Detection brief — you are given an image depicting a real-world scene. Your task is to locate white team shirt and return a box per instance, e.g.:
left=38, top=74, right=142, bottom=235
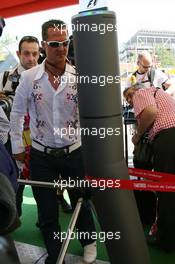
left=10, top=61, right=80, bottom=154
left=134, top=69, right=168, bottom=88
left=126, top=68, right=168, bottom=89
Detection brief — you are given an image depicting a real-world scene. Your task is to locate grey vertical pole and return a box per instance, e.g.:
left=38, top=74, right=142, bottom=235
left=72, top=10, right=150, bottom=264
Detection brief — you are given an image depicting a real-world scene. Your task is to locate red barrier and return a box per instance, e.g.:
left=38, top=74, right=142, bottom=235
left=86, top=168, right=175, bottom=192
left=128, top=167, right=175, bottom=182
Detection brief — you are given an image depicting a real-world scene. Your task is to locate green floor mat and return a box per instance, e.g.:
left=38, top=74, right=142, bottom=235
left=12, top=186, right=175, bottom=263
left=12, top=186, right=108, bottom=261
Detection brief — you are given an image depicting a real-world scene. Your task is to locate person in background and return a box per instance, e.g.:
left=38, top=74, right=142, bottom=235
left=67, top=35, right=75, bottom=66
left=125, top=50, right=174, bottom=225
left=0, top=35, right=40, bottom=94
left=0, top=105, right=16, bottom=187
left=0, top=16, right=20, bottom=264
left=0, top=35, right=40, bottom=218
left=123, top=84, right=175, bottom=252
left=127, top=51, right=173, bottom=90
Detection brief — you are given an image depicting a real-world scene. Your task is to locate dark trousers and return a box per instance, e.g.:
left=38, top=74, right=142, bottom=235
left=30, top=146, right=96, bottom=263
left=16, top=184, right=25, bottom=217
left=152, top=127, right=175, bottom=251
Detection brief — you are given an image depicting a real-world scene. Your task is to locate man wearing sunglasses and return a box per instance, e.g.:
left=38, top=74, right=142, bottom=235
left=126, top=51, right=172, bottom=90
left=10, top=19, right=96, bottom=264
left=124, top=51, right=174, bottom=226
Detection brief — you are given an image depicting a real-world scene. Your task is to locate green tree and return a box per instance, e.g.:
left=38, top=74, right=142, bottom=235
left=155, top=45, right=175, bottom=67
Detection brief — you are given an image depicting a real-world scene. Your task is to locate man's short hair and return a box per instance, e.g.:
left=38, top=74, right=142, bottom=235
left=137, top=51, right=152, bottom=62
left=18, top=36, right=39, bottom=52
left=123, top=83, right=144, bottom=97
left=42, top=19, right=67, bottom=41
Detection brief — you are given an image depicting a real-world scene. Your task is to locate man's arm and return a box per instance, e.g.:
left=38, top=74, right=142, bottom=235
left=162, top=79, right=172, bottom=90
left=0, top=106, right=10, bottom=144
left=164, top=79, right=175, bottom=99
left=154, top=69, right=173, bottom=91
left=132, top=106, right=157, bottom=145
left=10, top=75, right=28, bottom=162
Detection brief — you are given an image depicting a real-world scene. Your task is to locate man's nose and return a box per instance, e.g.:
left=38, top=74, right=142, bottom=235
left=28, top=53, right=35, bottom=61
left=57, top=44, right=65, bottom=51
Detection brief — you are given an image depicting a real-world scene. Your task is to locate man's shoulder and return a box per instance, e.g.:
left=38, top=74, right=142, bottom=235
left=21, top=64, right=44, bottom=80
left=21, top=64, right=40, bottom=76
left=128, top=70, right=146, bottom=80
left=153, top=68, right=169, bottom=85
left=4, top=64, right=19, bottom=75
left=154, top=68, right=167, bottom=77
left=0, top=64, right=19, bottom=79
left=136, top=87, right=155, bottom=96
left=0, top=65, right=19, bottom=90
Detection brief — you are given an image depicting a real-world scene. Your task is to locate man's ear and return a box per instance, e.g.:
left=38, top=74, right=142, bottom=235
left=16, top=51, right=20, bottom=58
left=41, top=41, right=46, bottom=50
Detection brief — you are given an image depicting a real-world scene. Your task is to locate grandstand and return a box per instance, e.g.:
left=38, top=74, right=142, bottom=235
left=120, top=29, right=175, bottom=63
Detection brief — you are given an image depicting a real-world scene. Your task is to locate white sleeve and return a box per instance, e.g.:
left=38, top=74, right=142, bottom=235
left=154, top=69, right=168, bottom=88
left=10, top=74, right=29, bottom=154
left=0, top=105, right=10, bottom=144
left=0, top=72, right=4, bottom=91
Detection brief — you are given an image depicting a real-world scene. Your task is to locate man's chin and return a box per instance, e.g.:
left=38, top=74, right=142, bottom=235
left=26, top=64, right=36, bottom=69
left=55, top=57, right=66, bottom=64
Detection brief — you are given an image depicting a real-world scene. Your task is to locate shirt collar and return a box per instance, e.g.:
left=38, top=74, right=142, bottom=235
left=64, top=62, right=76, bottom=75
left=34, top=60, right=76, bottom=81
left=34, top=60, right=46, bottom=81
left=17, top=64, right=26, bottom=74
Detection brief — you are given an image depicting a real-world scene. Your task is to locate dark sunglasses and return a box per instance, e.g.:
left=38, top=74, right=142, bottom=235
left=139, top=61, right=152, bottom=69
left=45, top=40, right=69, bottom=48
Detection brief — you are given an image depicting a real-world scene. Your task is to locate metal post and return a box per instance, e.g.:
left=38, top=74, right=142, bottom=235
left=56, top=198, right=83, bottom=264
left=72, top=10, right=151, bottom=264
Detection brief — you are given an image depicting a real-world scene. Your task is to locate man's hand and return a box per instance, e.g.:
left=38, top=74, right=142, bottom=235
left=132, top=133, right=141, bottom=145
left=13, top=152, right=26, bottom=162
